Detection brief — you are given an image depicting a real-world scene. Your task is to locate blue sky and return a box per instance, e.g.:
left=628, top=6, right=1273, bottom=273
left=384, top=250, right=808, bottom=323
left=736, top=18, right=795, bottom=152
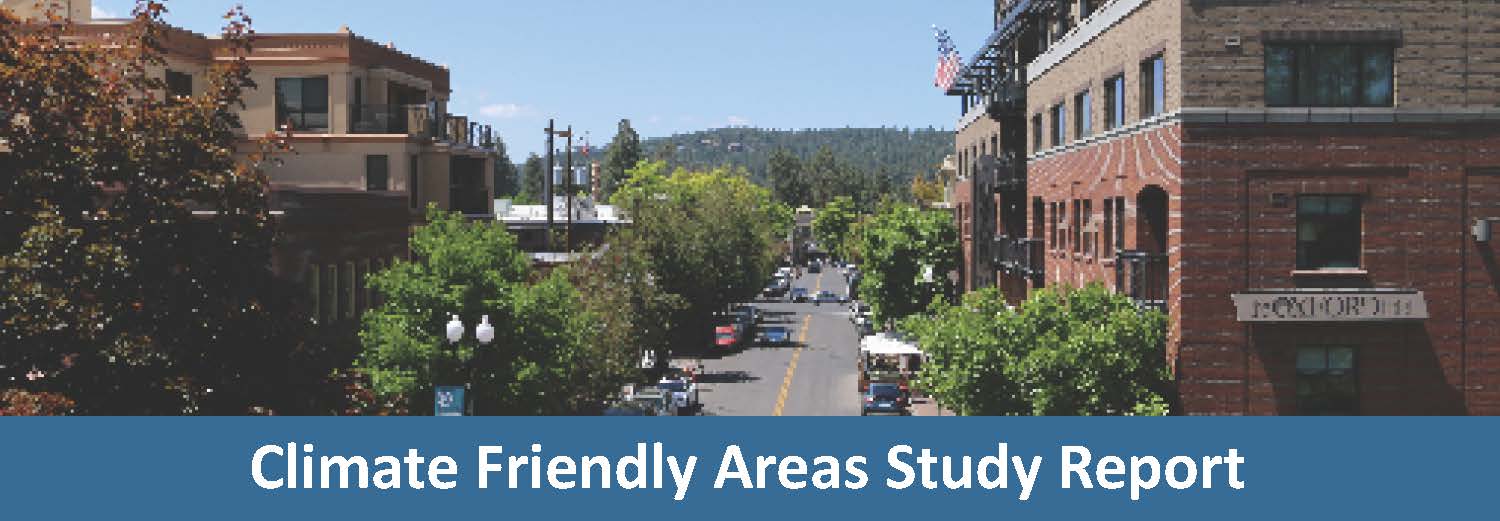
left=94, top=0, right=992, bottom=157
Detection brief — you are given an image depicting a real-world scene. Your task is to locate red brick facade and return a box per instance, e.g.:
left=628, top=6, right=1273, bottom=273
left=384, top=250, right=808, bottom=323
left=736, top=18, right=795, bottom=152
left=947, top=0, right=1500, bottom=415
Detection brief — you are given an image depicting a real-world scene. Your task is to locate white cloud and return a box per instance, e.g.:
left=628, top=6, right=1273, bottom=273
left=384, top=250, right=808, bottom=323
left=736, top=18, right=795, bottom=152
left=726, top=115, right=751, bottom=127
left=91, top=6, right=121, bottom=19
left=479, top=103, right=532, bottom=119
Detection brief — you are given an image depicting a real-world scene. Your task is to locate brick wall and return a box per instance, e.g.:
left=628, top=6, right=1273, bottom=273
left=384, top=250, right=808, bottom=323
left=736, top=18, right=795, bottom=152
left=1178, top=122, right=1500, bottom=415
left=1182, top=0, right=1500, bottom=108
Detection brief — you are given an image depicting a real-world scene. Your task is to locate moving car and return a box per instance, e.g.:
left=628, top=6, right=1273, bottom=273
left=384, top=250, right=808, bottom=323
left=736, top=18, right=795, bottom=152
left=757, top=326, right=791, bottom=345
left=862, top=383, right=907, bottom=416
left=814, top=290, right=841, bottom=305
left=789, top=287, right=810, bottom=303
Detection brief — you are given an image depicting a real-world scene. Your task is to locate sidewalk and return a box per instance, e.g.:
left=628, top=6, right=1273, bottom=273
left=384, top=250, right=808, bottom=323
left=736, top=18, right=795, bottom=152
left=908, top=395, right=956, bottom=416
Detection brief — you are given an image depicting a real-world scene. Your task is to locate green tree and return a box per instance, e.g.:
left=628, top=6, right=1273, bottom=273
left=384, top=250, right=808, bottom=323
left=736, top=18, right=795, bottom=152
left=600, top=119, right=641, bottom=201
left=902, top=285, right=1171, bottom=416
left=0, top=2, right=322, bottom=414
left=813, top=196, right=858, bottom=261
left=520, top=152, right=545, bottom=203
left=358, top=207, right=627, bottom=415
left=612, top=161, right=781, bottom=354
left=768, top=147, right=808, bottom=206
left=492, top=136, right=519, bottom=197
left=855, top=203, right=959, bottom=326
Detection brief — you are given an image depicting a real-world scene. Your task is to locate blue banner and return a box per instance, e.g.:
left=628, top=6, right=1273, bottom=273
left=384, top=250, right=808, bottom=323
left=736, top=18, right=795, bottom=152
left=0, top=418, right=1492, bottom=519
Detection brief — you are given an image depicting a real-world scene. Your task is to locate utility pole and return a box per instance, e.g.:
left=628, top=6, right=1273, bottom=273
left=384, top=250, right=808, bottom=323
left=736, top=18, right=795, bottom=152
left=565, top=125, right=574, bottom=252
left=544, top=119, right=555, bottom=252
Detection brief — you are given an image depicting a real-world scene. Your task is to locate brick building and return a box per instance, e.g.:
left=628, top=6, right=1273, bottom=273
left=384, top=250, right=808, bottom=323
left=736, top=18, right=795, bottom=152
left=946, top=0, right=1500, bottom=415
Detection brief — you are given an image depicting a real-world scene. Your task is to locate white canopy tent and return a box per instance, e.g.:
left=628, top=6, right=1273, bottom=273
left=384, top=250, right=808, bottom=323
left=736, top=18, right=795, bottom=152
left=860, top=333, right=924, bottom=357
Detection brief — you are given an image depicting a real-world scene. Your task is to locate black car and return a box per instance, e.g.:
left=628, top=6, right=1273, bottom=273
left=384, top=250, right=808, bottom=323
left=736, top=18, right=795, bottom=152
left=862, top=383, right=907, bottom=416
left=808, top=262, right=822, bottom=274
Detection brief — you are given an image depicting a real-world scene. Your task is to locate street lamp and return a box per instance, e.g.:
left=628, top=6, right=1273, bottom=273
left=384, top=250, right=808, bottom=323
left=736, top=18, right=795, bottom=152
left=438, top=315, right=495, bottom=416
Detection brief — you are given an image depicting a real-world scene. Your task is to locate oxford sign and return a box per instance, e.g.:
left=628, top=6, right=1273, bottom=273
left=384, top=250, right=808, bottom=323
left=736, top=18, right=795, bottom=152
left=1231, top=290, right=1429, bottom=323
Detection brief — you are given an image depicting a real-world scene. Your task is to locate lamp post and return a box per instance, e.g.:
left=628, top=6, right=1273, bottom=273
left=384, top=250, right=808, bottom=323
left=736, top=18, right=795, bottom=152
left=545, top=124, right=575, bottom=253
left=439, top=314, right=495, bottom=416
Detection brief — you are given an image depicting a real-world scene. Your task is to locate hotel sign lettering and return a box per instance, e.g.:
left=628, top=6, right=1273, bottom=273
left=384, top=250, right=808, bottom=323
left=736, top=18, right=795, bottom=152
left=1231, top=291, right=1429, bottom=323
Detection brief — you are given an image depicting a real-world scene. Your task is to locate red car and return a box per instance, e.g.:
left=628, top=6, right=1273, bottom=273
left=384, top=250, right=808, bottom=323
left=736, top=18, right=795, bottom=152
left=714, top=325, right=738, bottom=349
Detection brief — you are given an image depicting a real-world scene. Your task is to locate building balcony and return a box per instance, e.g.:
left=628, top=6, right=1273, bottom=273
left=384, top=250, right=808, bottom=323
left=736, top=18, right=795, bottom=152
left=1115, top=250, right=1168, bottom=310
left=350, top=104, right=432, bottom=136
left=993, top=151, right=1025, bottom=191
left=995, top=235, right=1044, bottom=282
left=985, top=81, right=1026, bottom=119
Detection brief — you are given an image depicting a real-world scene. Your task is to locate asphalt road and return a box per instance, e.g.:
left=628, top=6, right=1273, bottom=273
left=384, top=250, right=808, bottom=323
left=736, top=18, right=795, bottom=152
left=685, top=268, right=863, bottom=417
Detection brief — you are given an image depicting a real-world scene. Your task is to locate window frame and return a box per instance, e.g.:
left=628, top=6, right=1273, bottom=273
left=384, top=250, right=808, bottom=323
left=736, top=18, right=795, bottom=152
left=366, top=155, right=390, bottom=192
left=165, top=70, right=193, bottom=99
left=1265, top=43, right=1395, bottom=108
left=1296, top=194, right=1363, bottom=270
left=1074, top=89, right=1092, bottom=138
left=1105, top=74, right=1125, bottom=130
left=1050, top=102, right=1066, bottom=148
left=1140, top=54, right=1165, bottom=119
left=1296, top=345, right=1359, bottom=416
left=274, top=76, right=331, bottom=132
left=1032, top=113, right=1044, bottom=152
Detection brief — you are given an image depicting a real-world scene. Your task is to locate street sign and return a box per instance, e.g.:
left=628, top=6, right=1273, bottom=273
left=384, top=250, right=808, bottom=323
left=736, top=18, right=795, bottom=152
left=434, top=386, right=465, bottom=416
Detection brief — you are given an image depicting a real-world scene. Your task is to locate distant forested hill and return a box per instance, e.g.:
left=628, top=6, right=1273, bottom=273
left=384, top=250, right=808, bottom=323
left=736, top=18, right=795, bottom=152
left=634, top=127, right=953, bottom=187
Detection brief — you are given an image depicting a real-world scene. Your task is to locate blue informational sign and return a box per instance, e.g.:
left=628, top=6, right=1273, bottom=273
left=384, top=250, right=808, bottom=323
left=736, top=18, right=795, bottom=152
left=0, top=417, right=1496, bottom=519
left=434, top=386, right=465, bottom=416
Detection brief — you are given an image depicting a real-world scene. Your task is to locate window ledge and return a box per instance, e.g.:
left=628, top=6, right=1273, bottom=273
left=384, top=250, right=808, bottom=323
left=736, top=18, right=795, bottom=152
left=1292, top=269, right=1369, bottom=277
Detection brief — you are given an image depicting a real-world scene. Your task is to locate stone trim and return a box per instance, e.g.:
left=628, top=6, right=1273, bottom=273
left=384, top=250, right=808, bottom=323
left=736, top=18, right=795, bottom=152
left=1028, top=0, right=1152, bottom=82
left=1261, top=29, right=1403, bottom=45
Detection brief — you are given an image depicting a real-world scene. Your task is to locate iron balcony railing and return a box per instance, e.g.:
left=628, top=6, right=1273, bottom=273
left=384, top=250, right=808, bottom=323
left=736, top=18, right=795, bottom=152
left=994, top=151, right=1025, bottom=191
left=1115, top=250, right=1169, bottom=311
left=986, top=80, right=1026, bottom=119
left=350, top=104, right=432, bottom=136
left=995, top=235, right=1045, bottom=281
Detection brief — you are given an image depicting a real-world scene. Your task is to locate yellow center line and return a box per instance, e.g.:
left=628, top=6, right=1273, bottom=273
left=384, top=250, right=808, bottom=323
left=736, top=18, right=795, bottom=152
left=773, top=274, right=821, bottom=416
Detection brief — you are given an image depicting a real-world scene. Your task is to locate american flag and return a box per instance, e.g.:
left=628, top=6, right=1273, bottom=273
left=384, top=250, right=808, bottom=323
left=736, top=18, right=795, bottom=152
left=933, top=27, right=962, bottom=92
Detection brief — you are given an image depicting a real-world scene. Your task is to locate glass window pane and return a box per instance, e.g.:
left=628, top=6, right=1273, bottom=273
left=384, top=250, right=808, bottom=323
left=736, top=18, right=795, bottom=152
left=1297, top=348, right=1328, bottom=371
left=1362, top=47, right=1394, bottom=106
left=276, top=78, right=302, bottom=111
left=1113, top=76, right=1125, bottom=125
left=1266, top=45, right=1295, bottom=106
left=304, top=77, right=329, bottom=111
left=1299, top=195, right=1327, bottom=216
left=1153, top=57, right=1165, bottom=115
left=1315, top=45, right=1358, bottom=105
left=1326, top=195, right=1356, bottom=216
left=1329, top=348, right=1356, bottom=370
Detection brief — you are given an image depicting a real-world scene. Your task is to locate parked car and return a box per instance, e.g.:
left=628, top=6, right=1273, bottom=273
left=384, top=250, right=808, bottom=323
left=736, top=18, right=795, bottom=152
left=657, top=377, right=700, bottom=415
left=757, top=326, right=792, bottom=345
left=733, top=304, right=760, bottom=324
left=862, top=383, right=907, bottom=416
left=714, top=325, right=739, bottom=349
left=808, top=262, right=822, bottom=274
left=789, top=287, right=810, bottom=303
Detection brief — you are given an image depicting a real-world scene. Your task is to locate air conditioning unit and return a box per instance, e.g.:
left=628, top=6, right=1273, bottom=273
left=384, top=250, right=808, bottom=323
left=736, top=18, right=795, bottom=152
left=1475, top=218, right=1493, bottom=243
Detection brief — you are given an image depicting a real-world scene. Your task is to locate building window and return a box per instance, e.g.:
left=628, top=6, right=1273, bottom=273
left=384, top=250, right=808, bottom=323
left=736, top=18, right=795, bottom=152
left=306, top=266, right=320, bottom=323
left=1105, top=74, right=1125, bottom=129
left=165, top=70, right=192, bottom=99
left=274, top=76, right=330, bottom=131
left=1297, top=346, right=1357, bottom=415
left=1051, top=103, right=1066, bottom=147
left=321, top=264, right=337, bottom=322
left=1113, top=196, right=1125, bottom=254
left=409, top=155, right=421, bottom=209
left=1049, top=202, right=1058, bottom=250
left=1032, top=114, right=1043, bottom=151
left=1071, top=200, right=1082, bottom=254
left=366, top=155, right=390, bottom=191
left=1079, top=0, right=1098, bottom=19
left=1074, top=90, right=1092, bottom=138
left=1102, top=198, right=1114, bottom=255
left=1140, top=54, right=1164, bottom=118
left=1082, top=199, right=1094, bottom=257
left=1266, top=43, right=1394, bottom=107
left=1297, top=195, right=1361, bottom=270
